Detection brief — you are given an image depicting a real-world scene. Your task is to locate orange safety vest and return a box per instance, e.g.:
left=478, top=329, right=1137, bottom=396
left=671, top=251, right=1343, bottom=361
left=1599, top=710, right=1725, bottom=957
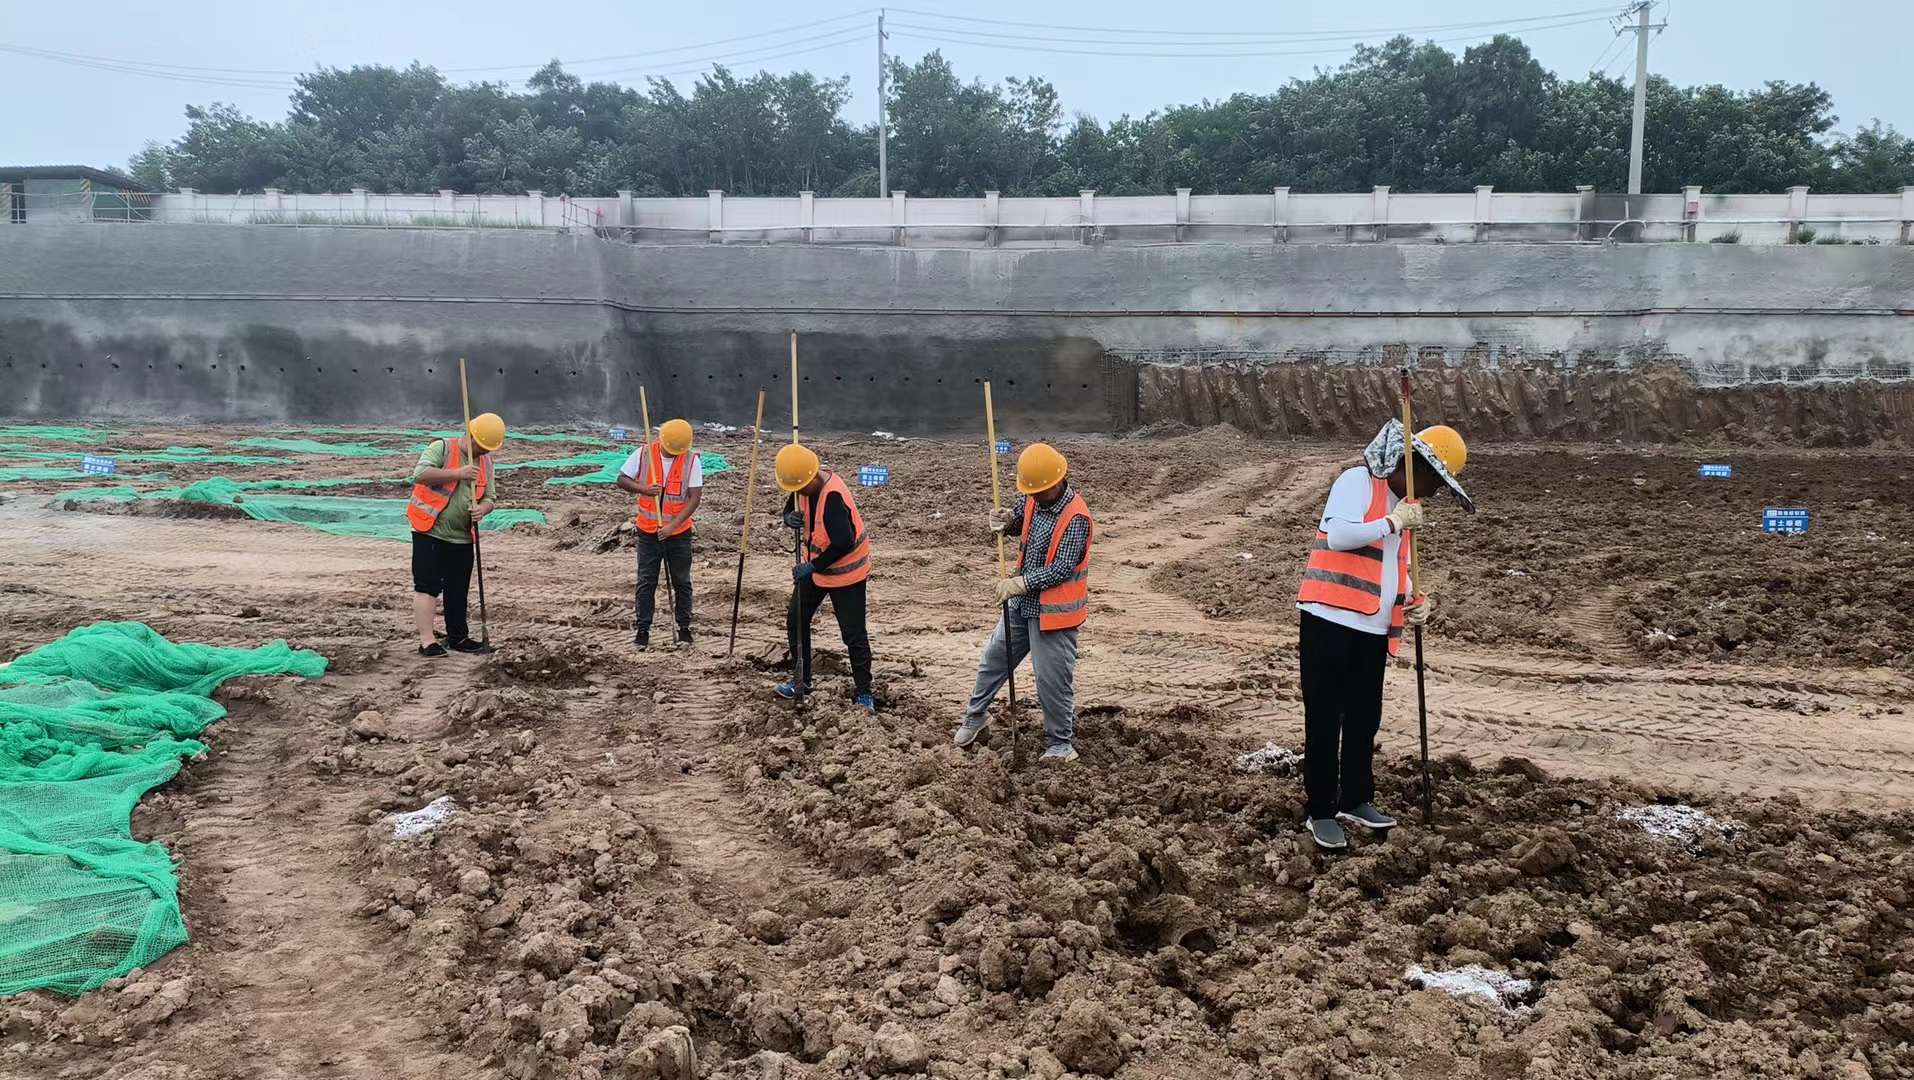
left=1295, top=472, right=1411, bottom=656
left=1020, top=491, right=1094, bottom=631
left=406, top=438, right=491, bottom=535
left=634, top=443, right=696, bottom=537
left=802, top=473, right=870, bottom=588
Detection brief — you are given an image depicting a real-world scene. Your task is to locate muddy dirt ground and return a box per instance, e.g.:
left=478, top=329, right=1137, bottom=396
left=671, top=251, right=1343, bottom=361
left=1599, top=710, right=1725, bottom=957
left=1, top=422, right=1911, bottom=1080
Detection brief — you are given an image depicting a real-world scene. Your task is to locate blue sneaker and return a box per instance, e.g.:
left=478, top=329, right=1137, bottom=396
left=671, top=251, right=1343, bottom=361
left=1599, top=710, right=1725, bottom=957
left=854, top=691, right=876, bottom=713
left=773, top=680, right=811, bottom=700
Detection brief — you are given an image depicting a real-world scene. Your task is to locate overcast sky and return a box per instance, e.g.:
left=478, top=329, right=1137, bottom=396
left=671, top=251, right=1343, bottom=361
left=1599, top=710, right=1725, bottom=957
left=2, top=0, right=1905, bottom=181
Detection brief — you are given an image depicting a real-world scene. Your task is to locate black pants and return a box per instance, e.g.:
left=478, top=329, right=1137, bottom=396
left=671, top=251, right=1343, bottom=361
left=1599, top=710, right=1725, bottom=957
left=636, top=531, right=693, bottom=635
left=412, top=531, right=475, bottom=643
left=1299, top=611, right=1389, bottom=819
left=788, top=578, right=871, bottom=693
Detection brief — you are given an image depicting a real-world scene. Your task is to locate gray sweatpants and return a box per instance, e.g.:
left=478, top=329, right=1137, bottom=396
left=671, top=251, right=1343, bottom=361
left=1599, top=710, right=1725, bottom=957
left=963, top=611, right=1080, bottom=749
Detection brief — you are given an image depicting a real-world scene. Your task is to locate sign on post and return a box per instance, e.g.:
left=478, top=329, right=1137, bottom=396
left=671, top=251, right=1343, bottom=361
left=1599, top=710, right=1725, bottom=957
left=81, top=455, right=115, bottom=476
left=608, top=425, right=627, bottom=441
left=1699, top=464, right=1732, bottom=478
left=995, top=439, right=1011, bottom=455
left=1761, top=508, right=1810, bottom=534
left=857, top=466, right=890, bottom=487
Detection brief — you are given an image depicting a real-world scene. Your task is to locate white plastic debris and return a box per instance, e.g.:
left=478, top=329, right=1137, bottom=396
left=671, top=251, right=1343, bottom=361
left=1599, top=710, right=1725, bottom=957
left=1235, top=742, right=1302, bottom=774
left=1505, top=568, right=1529, bottom=578
left=872, top=430, right=898, bottom=440
left=1406, top=964, right=1533, bottom=1010
left=387, top=796, right=456, bottom=840
left=1616, top=804, right=1731, bottom=846
left=1645, top=628, right=1678, bottom=644
left=1235, top=552, right=1254, bottom=561
left=701, top=422, right=739, bottom=434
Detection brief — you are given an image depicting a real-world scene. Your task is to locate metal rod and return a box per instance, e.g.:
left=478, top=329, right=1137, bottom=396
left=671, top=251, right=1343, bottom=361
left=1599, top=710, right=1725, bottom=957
left=790, top=332, right=811, bottom=687
left=730, top=389, right=768, bottom=657
left=984, top=381, right=1020, bottom=772
left=639, top=386, right=676, bottom=628
left=458, top=357, right=489, bottom=645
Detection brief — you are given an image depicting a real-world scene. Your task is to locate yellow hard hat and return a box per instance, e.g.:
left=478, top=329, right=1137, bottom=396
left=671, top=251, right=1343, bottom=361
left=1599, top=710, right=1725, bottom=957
left=775, top=443, right=820, bottom=493
left=659, top=418, right=693, bottom=456
left=468, top=412, right=506, bottom=452
left=1415, top=425, right=1467, bottom=476
left=1016, top=442, right=1068, bottom=495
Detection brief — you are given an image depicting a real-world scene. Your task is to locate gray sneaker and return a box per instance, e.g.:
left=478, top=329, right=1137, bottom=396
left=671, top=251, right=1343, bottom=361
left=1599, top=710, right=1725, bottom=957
left=1338, top=803, right=1397, bottom=830
left=953, top=716, right=987, bottom=748
left=1039, top=744, right=1079, bottom=763
left=1306, top=817, right=1348, bottom=851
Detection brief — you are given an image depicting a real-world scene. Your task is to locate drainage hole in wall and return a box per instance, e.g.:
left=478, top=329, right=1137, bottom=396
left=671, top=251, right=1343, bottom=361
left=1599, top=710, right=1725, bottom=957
left=387, top=367, right=395, bottom=374
left=533, top=369, right=540, bottom=375
left=351, top=368, right=359, bottom=374
left=316, top=367, right=323, bottom=373
left=77, top=362, right=84, bottom=369
left=210, top=364, right=218, bottom=371
left=239, top=364, right=246, bottom=371
left=1080, top=384, right=1089, bottom=389
left=1006, top=379, right=1015, bottom=386
left=570, top=370, right=578, bottom=377
left=112, top=363, right=121, bottom=369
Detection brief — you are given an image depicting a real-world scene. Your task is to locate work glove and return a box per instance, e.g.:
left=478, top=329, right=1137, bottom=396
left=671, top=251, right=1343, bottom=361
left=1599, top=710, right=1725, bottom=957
left=994, top=575, right=1027, bottom=604
left=1403, top=593, right=1433, bottom=628
left=1385, top=501, right=1425, bottom=534
left=784, top=510, right=805, bottom=530
left=793, top=561, right=815, bottom=583
left=989, top=507, right=1015, bottom=534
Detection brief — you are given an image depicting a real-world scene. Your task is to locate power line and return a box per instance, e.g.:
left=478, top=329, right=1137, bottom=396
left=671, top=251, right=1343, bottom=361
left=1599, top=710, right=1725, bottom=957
left=589, top=30, right=870, bottom=81
left=888, top=14, right=1616, bottom=60
left=443, top=11, right=877, bottom=73
left=0, top=45, right=293, bottom=89
left=886, top=5, right=1613, bottom=40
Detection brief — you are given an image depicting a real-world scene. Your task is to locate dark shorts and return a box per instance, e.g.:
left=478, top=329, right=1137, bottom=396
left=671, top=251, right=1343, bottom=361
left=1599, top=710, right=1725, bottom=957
left=411, top=531, right=473, bottom=597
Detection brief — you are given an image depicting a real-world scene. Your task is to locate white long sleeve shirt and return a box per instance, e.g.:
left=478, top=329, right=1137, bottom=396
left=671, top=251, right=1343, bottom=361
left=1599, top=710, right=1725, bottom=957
left=1298, top=466, right=1403, bottom=637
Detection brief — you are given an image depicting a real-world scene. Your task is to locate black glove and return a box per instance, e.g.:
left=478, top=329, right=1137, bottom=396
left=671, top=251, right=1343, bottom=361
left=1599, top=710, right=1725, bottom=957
left=784, top=510, right=805, bottom=530
left=793, top=561, right=815, bottom=582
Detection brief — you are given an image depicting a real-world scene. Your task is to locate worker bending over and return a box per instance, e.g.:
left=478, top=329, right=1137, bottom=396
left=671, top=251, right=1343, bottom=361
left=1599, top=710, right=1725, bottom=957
left=773, top=443, right=875, bottom=711
left=616, top=418, right=702, bottom=650
left=954, top=443, right=1094, bottom=764
left=1295, top=420, right=1472, bottom=851
left=407, top=413, right=507, bottom=658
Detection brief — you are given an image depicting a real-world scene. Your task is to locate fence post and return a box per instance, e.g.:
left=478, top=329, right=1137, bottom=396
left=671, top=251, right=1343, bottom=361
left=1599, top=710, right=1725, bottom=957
left=1174, top=187, right=1191, bottom=242
left=1371, top=185, right=1390, bottom=242
left=984, top=190, right=1001, bottom=247
left=799, top=190, right=815, bottom=243
left=615, top=189, right=634, bottom=229
left=1079, top=189, right=1096, bottom=245
left=1473, top=185, right=1493, bottom=242
left=706, top=190, right=724, bottom=244
left=264, top=188, right=283, bottom=216
left=1787, top=185, right=1809, bottom=243
left=1271, top=186, right=1290, bottom=244
left=891, top=190, right=907, bottom=246
left=1900, top=186, right=1913, bottom=245
left=1682, top=185, right=1702, bottom=242
left=351, top=188, right=369, bottom=220
left=1575, top=185, right=1596, bottom=242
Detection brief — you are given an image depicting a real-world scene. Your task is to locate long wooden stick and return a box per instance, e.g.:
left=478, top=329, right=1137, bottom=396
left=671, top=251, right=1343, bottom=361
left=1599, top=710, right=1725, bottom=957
left=729, top=389, right=768, bottom=656
left=984, top=382, right=1021, bottom=771
left=458, top=358, right=489, bottom=645
left=789, top=331, right=810, bottom=686
left=638, top=386, right=677, bottom=628
left=1399, top=369, right=1432, bottom=825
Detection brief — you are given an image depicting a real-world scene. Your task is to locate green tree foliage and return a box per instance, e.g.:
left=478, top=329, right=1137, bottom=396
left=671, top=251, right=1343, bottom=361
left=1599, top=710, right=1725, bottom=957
left=132, top=38, right=1912, bottom=196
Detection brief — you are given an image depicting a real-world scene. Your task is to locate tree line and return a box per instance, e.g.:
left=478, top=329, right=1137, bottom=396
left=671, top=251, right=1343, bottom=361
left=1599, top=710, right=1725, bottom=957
left=125, top=36, right=1914, bottom=197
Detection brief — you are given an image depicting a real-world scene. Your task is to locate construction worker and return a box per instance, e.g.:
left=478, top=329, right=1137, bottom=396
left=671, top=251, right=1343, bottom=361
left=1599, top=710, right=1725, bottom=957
left=407, top=413, right=506, bottom=658
left=1295, top=420, right=1473, bottom=851
left=616, top=418, right=701, bottom=650
left=954, top=443, right=1093, bottom=763
left=773, top=443, right=874, bottom=711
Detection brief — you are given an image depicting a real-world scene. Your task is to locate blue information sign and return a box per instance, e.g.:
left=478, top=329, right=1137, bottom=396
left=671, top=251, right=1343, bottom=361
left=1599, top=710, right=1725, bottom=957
left=857, top=465, right=889, bottom=487
left=81, top=455, right=116, bottom=476
left=1699, top=464, right=1732, bottom=478
left=609, top=425, right=627, bottom=441
left=995, top=439, right=1011, bottom=454
left=1761, top=508, right=1810, bottom=534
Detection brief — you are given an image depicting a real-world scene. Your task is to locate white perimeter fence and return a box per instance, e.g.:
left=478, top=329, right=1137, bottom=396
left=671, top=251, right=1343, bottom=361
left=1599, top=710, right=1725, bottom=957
left=8, top=183, right=1913, bottom=246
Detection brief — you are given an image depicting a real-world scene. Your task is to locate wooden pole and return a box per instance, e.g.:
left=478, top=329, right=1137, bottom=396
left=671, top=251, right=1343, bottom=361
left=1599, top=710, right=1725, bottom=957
left=1400, top=369, right=1433, bottom=825
left=984, top=382, right=1021, bottom=772
left=638, top=386, right=676, bottom=628
left=789, top=332, right=810, bottom=687
left=458, top=358, right=489, bottom=645
left=729, top=389, right=768, bottom=656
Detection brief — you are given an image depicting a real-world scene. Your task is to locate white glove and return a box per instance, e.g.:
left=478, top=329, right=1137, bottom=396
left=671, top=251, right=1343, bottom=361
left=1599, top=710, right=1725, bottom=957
left=1403, top=593, right=1433, bottom=627
left=989, top=507, right=1014, bottom=533
left=1386, top=501, right=1425, bottom=534
left=994, top=576, right=1027, bottom=603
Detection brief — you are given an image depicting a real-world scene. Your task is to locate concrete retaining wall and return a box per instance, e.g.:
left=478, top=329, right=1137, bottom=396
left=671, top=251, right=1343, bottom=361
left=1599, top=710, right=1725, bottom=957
left=2, top=226, right=1910, bottom=439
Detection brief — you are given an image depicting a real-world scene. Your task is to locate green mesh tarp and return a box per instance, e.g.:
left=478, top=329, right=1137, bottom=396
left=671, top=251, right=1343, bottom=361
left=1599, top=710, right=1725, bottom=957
left=61, top=477, right=545, bottom=541
left=0, top=447, right=290, bottom=466
left=507, top=448, right=733, bottom=486
left=0, top=622, right=326, bottom=996
left=293, top=427, right=612, bottom=446
left=0, top=426, right=117, bottom=444
left=229, top=438, right=401, bottom=457
left=0, top=469, right=167, bottom=484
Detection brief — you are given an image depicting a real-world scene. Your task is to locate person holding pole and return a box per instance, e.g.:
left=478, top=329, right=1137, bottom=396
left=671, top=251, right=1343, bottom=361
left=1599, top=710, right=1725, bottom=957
left=772, top=442, right=875, bottom=712
left=617, top=417, right=702, bottom=650
left=953, top=443, right=1094, bottom=764
left=407, top=412, right=506, bottom=658
left=1293, top=419, right=1472, bottom=850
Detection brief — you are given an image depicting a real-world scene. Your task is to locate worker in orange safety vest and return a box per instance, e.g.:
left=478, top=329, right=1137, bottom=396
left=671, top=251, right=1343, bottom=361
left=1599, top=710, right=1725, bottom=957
left=406, top=412, right=506, bottom=658
left=615, top=418, right=703, bottom=650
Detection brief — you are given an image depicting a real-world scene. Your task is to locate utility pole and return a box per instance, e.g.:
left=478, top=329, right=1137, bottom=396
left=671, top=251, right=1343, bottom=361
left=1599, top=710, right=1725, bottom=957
left=877, top=9, right=889, bottom=199
left=1623, top=1, right=1665, bottom=195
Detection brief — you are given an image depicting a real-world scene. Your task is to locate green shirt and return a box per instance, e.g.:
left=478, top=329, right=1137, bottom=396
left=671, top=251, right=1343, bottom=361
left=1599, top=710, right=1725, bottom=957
left=410, top=438, right=497, bottom=544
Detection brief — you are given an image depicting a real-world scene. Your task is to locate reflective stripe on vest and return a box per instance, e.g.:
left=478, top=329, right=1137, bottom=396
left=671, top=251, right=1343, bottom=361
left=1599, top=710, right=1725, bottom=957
left=1021, top=492, right=1093, bottom=632
left=406, top=438, right=491, bottom=534
left=635, top=444, right=695, bottom=536
left=805, top=473, right=871, bottom=588
left=1295, top=473, right=1410, bottom=656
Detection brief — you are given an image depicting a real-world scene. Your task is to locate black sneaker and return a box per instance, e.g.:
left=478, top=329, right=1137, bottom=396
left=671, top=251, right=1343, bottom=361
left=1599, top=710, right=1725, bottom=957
left=449, top=637, right=494, bottom=655
left=634, top=631, right=650, bottom=652
left=418, top=642, right=449, bottom=658
left=675, top=626, right=693, bottom=647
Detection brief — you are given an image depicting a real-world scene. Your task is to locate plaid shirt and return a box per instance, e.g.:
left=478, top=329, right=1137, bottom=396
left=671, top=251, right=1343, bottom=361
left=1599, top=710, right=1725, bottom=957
left=1007, top=484, right=1090, bottom=617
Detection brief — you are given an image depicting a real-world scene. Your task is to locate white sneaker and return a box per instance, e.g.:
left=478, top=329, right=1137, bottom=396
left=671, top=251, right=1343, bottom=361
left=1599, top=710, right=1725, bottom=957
left=1337, top=803, right=1397, bottom=830
left=1306, top=817, right=1348, bottom=851
left=1039, top=744, right=1079, bottom=763
left=953, top=716, right=987, bottom=747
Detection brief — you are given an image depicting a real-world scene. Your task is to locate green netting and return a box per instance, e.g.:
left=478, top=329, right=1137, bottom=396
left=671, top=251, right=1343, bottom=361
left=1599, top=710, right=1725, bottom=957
left=64, top=477, right=544, bottom=540
left=0, top=469, right=167, bottom=484
left=507, top=448, right=733, bottom=486
left=291, top=426, right=433, bottom=437
left=0, top=621, right=326, bottom=996
left=0, top=446, right=290, bottom=466
left=229, top=438, right=402, bottom=457
left=0, top=426, right=117, bottom=443
left=292, top=427, right=611, bottom=446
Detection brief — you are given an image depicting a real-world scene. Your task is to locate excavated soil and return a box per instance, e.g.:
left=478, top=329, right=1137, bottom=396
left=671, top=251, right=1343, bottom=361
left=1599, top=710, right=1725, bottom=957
left=2, top=421, right=1914, bottom=1079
